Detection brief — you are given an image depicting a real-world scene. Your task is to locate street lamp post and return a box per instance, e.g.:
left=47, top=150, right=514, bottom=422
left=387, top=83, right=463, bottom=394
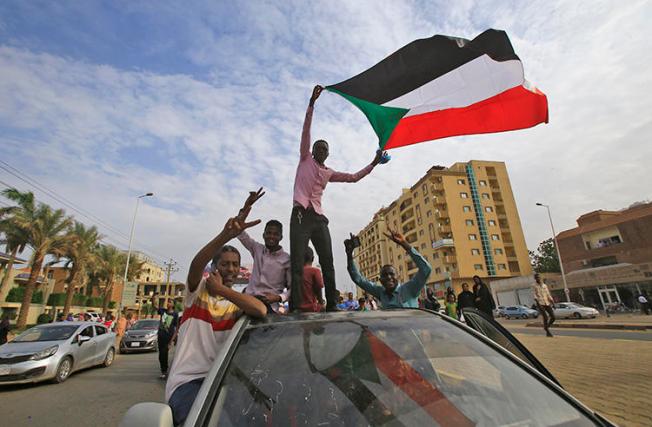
left=120, top=192, right=153, bottom=317
left=536, top=202, right=570, bottom=302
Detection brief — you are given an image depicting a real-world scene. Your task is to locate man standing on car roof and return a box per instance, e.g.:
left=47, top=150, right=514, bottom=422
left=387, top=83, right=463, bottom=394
left=531, top=273, right=556, bottom=337
left=290, top=85, right=384, bottom=311
left=345, top=228, right=432, bottom=308
left=165, top=192, right=267, bottom=427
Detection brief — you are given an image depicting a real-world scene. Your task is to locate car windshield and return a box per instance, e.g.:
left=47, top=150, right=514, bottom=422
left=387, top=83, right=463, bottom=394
left=132, top=320, right=159, bottom=330
left=210, top=313, right=595, bottom=426
left=13, top=325, right=79, bottom=342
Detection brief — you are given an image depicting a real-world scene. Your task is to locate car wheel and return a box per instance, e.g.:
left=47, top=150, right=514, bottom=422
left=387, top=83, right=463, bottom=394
left=573, top=312, right=582, bottom=319
left=53, top=356, right=73, bottom=383
left=102, top=348, right=115, bottom=368
left=505, top=315, right=510, bottom=320
left=521, top=314, right=528, bottom=319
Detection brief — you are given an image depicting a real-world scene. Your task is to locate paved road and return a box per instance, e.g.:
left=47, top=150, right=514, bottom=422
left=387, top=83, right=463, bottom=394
left=498, top=319, right=652, bottom=341
left=0, top=350, right=166, bottom=427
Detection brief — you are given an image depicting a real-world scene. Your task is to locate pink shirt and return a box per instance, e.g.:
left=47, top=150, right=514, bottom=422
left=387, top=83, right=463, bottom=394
left=237, top=231, right=291, bottom=312
left=292, top=105, right=375, bottom=215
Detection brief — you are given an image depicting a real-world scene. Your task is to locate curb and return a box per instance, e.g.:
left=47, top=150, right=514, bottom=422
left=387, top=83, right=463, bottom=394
left=525, top=322, right=650, bottom=331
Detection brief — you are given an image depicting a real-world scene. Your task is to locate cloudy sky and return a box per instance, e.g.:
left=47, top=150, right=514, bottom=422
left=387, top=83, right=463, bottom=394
left=1, top=1, right=650, bottom=291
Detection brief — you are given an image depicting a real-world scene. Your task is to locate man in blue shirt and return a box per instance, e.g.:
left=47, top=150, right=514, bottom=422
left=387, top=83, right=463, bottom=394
left=345, top=229, right=432, bottom=308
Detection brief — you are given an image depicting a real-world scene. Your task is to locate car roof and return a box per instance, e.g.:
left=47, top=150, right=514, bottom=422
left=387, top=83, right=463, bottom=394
left=36, top=321, right=98, bottom=328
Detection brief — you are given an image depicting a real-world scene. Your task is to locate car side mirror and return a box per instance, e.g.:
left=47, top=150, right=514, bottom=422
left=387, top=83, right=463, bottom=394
left=78, top=335, right=91, bottom=345
left=119, top=402, right=174, bottom=427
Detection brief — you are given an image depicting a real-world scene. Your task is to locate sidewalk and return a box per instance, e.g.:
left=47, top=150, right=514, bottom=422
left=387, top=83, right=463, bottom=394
left=526, top=313, right=652, bottom=330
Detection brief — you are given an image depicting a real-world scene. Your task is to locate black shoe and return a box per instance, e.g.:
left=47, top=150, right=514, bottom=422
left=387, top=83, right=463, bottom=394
left=546, top=331, right=553, bottom=337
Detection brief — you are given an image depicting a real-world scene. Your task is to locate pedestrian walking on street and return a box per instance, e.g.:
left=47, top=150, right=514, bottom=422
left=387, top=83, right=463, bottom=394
left=158, top=302, right=178, bottom=379
left=0, top=313, right=10, bottom=345
left=456, top=282, right=475, bottom=319
left=638, top=293, right=650, bottom=315
left=473, top=276, right=496, bottom=318
left=532, top=273, right=556, bottom=337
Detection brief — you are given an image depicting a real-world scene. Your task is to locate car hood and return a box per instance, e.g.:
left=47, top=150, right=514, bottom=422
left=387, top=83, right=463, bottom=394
left=126, top=328, right=158, bottom=335
left=0, top=340, right=63, bottom=355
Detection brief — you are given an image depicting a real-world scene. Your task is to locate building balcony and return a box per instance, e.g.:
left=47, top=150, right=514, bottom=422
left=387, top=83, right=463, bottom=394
left=432, top=238, right=455, bottom=249
left=436, top=210, right=449, bottom=220
left=400, top=200, right=413, bottom=212
left=438, top=225, right=452, bottom=234
left=443, top=255, right=457, bottom=264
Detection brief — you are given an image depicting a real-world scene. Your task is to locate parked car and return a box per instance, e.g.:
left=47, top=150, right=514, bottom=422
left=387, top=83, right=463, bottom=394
left=120, top=310, right=613, bottom=427
left=494, top=305, right=506, bottom=317
left=119, top=319, right=159, bottom=353
left=503, top=305, right=539, bottom=319
left=0, top=321, right=115, bottom=385
left=554, top=303, right=600, bottom=319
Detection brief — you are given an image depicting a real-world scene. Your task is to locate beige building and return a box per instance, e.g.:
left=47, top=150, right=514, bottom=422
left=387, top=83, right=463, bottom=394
left=354, top=161, right=532, bottom=299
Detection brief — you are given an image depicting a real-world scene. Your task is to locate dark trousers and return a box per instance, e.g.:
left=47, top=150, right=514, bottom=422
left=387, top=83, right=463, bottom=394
left=169, top=378, right=204, bottom=426
left=290, top=206, right=336, bottom=309
left=537, top=304, right=555, bottom=331
left=158, top=334, right=170, bottom=374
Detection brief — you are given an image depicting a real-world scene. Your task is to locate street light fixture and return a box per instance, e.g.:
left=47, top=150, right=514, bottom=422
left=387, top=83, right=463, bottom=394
left=536, top=202, right=570, bottom=302
left=120, top=192, right=154, bottom=316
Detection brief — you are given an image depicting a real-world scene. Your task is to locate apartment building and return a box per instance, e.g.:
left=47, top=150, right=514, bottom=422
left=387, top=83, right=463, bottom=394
left=354, top=161, right=532, bottom=298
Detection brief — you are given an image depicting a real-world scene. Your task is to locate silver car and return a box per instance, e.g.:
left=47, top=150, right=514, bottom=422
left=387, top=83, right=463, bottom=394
left=120, top=319, right=160, bottom=353
left=554, top=303, right=600, bottom=319
left=0, top=321, right=116, bottom=385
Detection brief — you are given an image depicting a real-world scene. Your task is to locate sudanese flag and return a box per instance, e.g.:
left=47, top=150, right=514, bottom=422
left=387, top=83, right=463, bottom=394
left=327, top=29, right=548, bottom=150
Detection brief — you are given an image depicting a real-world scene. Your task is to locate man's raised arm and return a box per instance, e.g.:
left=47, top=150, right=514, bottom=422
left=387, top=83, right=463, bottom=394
left=301, top=85, right=323, bottom=160
left=329, top=150, right=382, bottom=183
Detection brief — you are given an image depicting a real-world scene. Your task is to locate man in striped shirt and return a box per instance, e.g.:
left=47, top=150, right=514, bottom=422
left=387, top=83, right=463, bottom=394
left=166, top=193, right=268, bottom=426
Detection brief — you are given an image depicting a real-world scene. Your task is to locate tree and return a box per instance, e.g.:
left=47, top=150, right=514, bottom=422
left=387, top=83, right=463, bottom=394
left=62, top=222, right=102, bottom=317
left=0, top=189, right=33, bottom=303
left=95, top=245, right=145, bottom=316
left=529, top=238, right=561, bottom=273
left=13, top=203, right=74, bottom=328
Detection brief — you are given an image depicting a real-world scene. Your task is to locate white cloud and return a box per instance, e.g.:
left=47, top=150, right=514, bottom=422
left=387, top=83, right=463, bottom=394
left=0, top=0, right=651, bottom=294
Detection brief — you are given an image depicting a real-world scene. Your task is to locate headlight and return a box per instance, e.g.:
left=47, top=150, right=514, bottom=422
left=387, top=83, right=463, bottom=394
left=30, top=345, right=59, bottom=361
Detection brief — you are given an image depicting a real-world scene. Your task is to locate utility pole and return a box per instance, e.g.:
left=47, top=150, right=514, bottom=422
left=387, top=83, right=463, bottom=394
left=163, top=258, right=179, bottom=308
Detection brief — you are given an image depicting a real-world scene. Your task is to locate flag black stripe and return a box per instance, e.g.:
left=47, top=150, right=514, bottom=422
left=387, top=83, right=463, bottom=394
left=327, top=29, right=519, bottom=105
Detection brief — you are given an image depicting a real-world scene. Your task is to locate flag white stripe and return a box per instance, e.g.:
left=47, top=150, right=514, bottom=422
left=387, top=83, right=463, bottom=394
left=382, top=55, right=524, bottom=117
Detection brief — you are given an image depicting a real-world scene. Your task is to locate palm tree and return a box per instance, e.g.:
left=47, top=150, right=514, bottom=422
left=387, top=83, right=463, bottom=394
left=13, top=203, right=74, bottom=329
left=95, top=245, right=145, bottom=316
left=0, top=189, right=34, bottom=303
left=62, top=222, right=102, bottom=317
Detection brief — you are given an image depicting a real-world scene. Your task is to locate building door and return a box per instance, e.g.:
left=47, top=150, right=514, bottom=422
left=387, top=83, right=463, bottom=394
left=597, top=286, right=621, bottom=309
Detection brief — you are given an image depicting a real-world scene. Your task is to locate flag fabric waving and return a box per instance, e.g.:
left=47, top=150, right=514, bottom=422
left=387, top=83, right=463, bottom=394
left=326, top=29, right=548, bottom=150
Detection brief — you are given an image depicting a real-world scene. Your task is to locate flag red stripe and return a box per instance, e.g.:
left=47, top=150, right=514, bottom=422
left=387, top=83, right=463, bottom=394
left=384, top=85, right=548, bottom=150
left=365, top=330, right=475, bottom=427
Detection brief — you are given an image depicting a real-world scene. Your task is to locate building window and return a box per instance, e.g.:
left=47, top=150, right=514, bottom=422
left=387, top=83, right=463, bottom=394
left=460, top=192, right=468, bottom=199
left=468, top=234, right=477, bottom=240
left=495, top=248, right=504, bottom=255
left=426, top=210, right=432, bottom=217
left=491, top=234, right=500, bottom=240
left=433, top=252, right=439, bottom=259
left=471, top=249, right=480, bottom=255
left=421, top=243, right=426, bottom=250
left=485, top=206, right=494, bottom=212
left=497, top=264, right=507, bottom=270
left=428, top=224, right=435, bottom=241
left=457, top=179, right=466, bottom=185
left=414, top=191, right=419, bottom=198
left=465, top=219, right=474, bottom=226
left=423, top=184, right=428, bottom=195
left=488, top=220, right=496, bottom=226
left=474, top=264, right=484, bottom=270
left=435, top=267, right=441, bottom=274
left=479, top=180, right=487, bottom=186
left=419, top=230, right=424, bottom=236
left=482, top=193, right=490, bottom=200
left=463, top=206, right=471, bottom=212
left=424, top=197, right=429, bottom=204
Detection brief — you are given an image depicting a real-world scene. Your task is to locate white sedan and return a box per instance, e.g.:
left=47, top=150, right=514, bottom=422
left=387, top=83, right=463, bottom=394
left=553, top=303, right=599, bottom=319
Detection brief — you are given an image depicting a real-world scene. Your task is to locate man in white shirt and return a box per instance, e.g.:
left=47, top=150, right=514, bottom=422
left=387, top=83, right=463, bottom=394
left=531, top=273, right=556, bottom=337
left=166, top=192, right=268, bottom=426
left=638, top=293, right=650, bottom=315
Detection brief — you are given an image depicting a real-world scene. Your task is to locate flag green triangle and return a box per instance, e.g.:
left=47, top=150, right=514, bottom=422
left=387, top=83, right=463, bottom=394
left=326, top=87, right=409, bottom=150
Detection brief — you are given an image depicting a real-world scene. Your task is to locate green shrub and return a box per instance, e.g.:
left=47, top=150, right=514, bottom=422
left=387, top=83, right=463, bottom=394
left=72, top=293, right=86, bottom=306
left=37, top=313, right=52, bottom=324
left=47, top=293, right=67, bottom=306
left=6, top=287, right=43, bottom=303
left=108, top=301, right=116, bottom=309
left=86, top=296, right=103, bottom=307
